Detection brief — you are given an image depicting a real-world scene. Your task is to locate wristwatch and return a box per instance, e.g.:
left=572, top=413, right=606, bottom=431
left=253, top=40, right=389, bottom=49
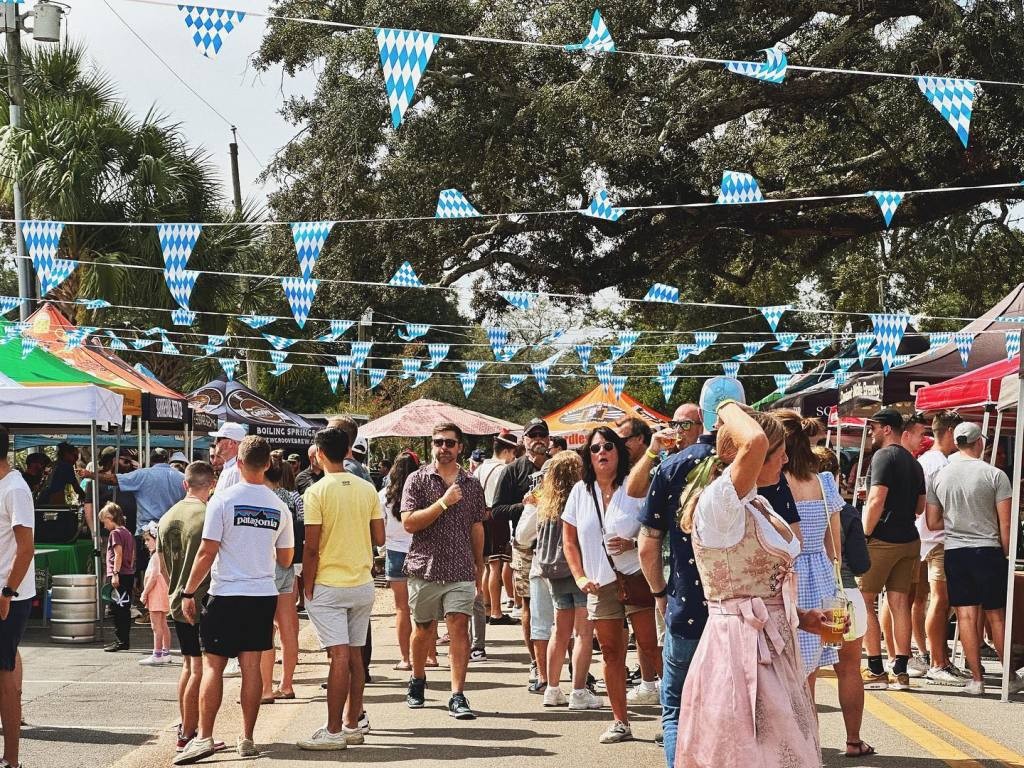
left=181, top=591, right=196, bottom=600
left=651, top=586, right=668, bottom=598
left=2, top=586, right=18, bottom=598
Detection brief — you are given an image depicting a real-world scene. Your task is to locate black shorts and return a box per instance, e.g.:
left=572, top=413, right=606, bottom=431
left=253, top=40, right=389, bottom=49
left=200, top=595, right=277, bottom=658
left=174, top=619, right=203, bottom=658
left=944, top=546, right=1008, bottom=610
left=0, top=599, right=31, bottom=671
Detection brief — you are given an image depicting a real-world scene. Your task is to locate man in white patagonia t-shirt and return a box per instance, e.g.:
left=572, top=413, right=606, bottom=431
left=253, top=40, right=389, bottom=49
left=175, top=436, right=294, bottom=765
left=0, top=426, right=35, bottom=768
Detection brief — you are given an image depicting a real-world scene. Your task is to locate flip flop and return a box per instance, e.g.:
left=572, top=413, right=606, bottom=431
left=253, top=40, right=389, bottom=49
left=439, top=634, right=451, bottom=645
left=393, top=661, right=412, bottom=671
left=272, top=689, right=295, bottom=700
left=844, top=741, right=876, bottom=758
left=425, top=659, right=440, bottom=668
left=259, top=696, right=276, bottom=705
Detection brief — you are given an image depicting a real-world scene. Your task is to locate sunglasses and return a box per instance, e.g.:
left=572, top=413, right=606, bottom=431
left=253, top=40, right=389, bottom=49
left=589, top=442, right=616, bottom=454
left=432, top=438, right=458, bottom=448
left=669, top=420, right=696, bottom=430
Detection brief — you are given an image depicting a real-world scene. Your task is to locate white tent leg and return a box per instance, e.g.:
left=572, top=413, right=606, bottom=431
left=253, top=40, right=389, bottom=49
left=853, top=424, right=869, bottom=500
left=991, top=411, right=1005, bottom=467
left=90, top=421, right=102, bottom=625
left=1000, top=368, right=1024, bottom=703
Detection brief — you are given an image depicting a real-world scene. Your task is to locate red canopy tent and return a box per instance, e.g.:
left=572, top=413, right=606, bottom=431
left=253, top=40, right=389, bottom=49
left=544, top=385, right=670, bottom=446
left=915, top=357, right=1019, bottom=413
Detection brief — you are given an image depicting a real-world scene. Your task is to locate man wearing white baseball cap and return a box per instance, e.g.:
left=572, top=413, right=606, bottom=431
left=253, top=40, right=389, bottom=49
left=210, top=423, right=247, bottom=494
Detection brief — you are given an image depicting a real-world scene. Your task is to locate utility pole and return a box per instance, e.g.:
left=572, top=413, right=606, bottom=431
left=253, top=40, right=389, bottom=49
left=5, top=3, right=31, bottom=321
left=229, top=126, right=242, bottom=215
left=350, top=316, right=363, bottom=409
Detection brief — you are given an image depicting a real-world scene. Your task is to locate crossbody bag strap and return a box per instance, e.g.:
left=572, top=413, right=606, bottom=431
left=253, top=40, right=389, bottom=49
left=588, top=483, right=619, bottom=573
left=818, top=472, right=845, bottom=596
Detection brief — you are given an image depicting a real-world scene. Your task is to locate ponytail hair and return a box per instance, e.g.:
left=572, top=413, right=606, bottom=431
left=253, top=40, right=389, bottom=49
left=774, top=408, right=822, bottom=480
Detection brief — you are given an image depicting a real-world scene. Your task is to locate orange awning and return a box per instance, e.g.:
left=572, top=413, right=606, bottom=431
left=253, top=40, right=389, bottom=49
left=544, top=385, right=670, bottom=444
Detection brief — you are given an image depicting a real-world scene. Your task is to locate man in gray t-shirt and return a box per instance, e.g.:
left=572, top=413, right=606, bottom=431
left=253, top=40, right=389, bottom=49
left=925, top=422, right=1021, bottom=695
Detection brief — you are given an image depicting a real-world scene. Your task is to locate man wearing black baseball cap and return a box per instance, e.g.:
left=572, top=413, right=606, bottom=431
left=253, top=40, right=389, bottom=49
left=858, top=408, right=925, bottom=692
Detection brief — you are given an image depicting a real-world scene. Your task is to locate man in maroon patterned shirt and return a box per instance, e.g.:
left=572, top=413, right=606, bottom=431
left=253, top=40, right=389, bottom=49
left=401, top=422, right=486, bottom=720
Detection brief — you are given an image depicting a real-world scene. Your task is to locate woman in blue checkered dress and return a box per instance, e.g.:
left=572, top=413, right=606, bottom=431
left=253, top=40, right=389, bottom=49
left=776, top=411, right=845, bottom=676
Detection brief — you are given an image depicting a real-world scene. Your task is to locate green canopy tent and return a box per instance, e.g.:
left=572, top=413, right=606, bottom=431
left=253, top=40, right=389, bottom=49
left=0, top=320, right=111, bottom=386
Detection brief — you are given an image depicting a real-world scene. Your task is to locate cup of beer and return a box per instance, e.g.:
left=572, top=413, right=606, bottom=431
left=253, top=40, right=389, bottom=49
left=820, top=595, right=848, bottom=649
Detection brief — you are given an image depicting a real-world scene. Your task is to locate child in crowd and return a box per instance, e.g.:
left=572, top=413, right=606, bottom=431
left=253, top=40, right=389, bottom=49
left=100, top=502, right=135, bottom=652
left=139, top=522, right=172, bottom=665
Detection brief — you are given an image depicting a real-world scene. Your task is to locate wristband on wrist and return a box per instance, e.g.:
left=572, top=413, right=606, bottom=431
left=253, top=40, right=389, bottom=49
left=651, top=586, right=668, bottom=598
left=716, top=398, right=740, bottom=414
left=438, top=499, right=449, bottom=511
left=575, top=576, right=589, bottom=589
left=645, top=448, right=659, bottom=461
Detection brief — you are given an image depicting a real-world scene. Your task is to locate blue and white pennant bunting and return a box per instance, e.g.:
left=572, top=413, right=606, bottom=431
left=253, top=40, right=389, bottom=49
left=171, top=308, right=197, bottom=326
left=218, top=357, right=238, bottom=380
left=717, top=171, right=764, bottom=205
left=240, top=314, right=276, bottom=329
left=564, top=9, right=615, bottom=52
left=290, top=221, right=334, bottom=280
left=774, top=332, right=799, bottom=351
left=157, top=224, right=202, bottom=309
left=1006, top=329, right=1021, bottom=359
left=582, top=189, right=624, bottom=222
left=368, top=369, right=387, bottom=390
left=426, top=343, right=449, bottom=369
left=722, top=362, right=740, bottom=378
left=870, top=191, right=904, bottom=227
left=916, top=76, right=976, bottom=148
left=869, top=313, right=911, bottom=373
left=500, top=291, right=538, bottom=311
left=643, top=283, right=680, bottom=304
left=610, top=374, right=627, bottom=400
left=351, top=341, right=373, bottom=370
left=178, top=5, right=245, bottom=58
left=503, top=374, right=529, bottom=389
left=389, top=261, right=423, bottom=288
left=576, top=344, right=592, bottom=372
left=397, top=323, right=429, bottom=341
left=22, top=221, right=75, bottom=296
left=281, top=276, right=318, bottom=328
left=954, top=332, right=974, bottom=367
left=435, top=189, right=481, bottom=219
left=375, top=28, right=439, bottom=129
left=759, top=305, right=790, bottom=332
left=725, top=47, right=787, bottom=84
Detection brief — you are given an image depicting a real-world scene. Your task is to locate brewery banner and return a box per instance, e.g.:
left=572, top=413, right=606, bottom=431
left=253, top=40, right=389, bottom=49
left=143, top=394, right=188, bottom=425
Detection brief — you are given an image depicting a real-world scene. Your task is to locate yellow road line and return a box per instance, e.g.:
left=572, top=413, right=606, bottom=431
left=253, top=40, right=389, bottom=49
left=887, top=691, right=1024, bottom=767
left=822, top=679, right=984, bottom=768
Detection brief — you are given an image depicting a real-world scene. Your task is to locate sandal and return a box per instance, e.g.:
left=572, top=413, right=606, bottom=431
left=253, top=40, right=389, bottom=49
left=425, top=659, right=440, bottom=668
left=394, top=661, right=412, bottom=671
left=272, top=688, right=295, bottom=700
left=845, top=741, right=876, bottom=758
left=439, top=634, right=451, bottom=645
left=259, top=696, right=276, bottom=705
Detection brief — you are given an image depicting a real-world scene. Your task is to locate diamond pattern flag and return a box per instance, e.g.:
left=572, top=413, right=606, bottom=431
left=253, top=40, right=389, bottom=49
left=435, top=189, right=481, bottom=219
left=676, top=344, right=697, bottom=362
left=774, top=332, right=799, bottom=351
left=658, top=375, right=677, bottom=403
left=263, top=333, right=297, bottom=351
left=891, top=354, right=912, bottom=367
left=582, top=189, right=625, bottom=222
left=426, top=343, right=450, bottom=369
left=717, top=171, right=764, bottom=205
left=157, top=223, right=202, bottom=308
left=725, top=46, right=787, bottom=84
left=335, top=355, right=353, bottom=388
left=869, top=191, right=904, bottom=227
left=500, top=291, right=537, bottom=311
left=1006, top=329, right=1021, bottom=359
left=643, top=283, right=680, bottom=304
left=282, top=276, right=318, bottom=328
left=759, top=305, right=791, bottom=332
left=575, top=344, right=593, bottom=372
left=271, top=362, right=292, bottom=377
left=218, top=357, right=238, bottom=380
left=412, top=370, right=432, bottom=388
left=351, top=340, right=372, bottom=369
left=171, top=308, right=197, bottom=326
left=734, top=341, right=766, bottom=362
left=291, top=221, right=335, bottom=280
left=564, top=9, right=615, bottom=52
left=694, top=331, right=718, bottom=353
left=103, top=330, right=127, bottom=351
left=401, top=358, right=422, bottom=379
left=397, top=323, right=430, bottom=341
left=459, top=371, right=480, bottom=398
left=916, top=76, right=976, bottom=148
left=269, top=350, right=289, bottom=366
left=657, top=361, right=676, bottom=378
left=179, top=5, right=245, bottom=58
left=487, top=327, right=510, bottom=358
left=77, top=298, right=111, bottom=310
left=64, top=326, right=96, bottom=350
left=0, top=297, right=18, bottom=314
left=324, top=364, right=343, bottom=393
left=870, top=313, right=911, bottom=373
left=837, top=357, right=857, bottom=371
left=855, top=332, right=874, bottom=365
left=595, top=360, right=613, bottom=390
left=130, top=338, right=158, bottom=351
left=160, top=333, right=179, bottom=356
left=806, top=338, right=832, bottom=356
left=389, top=261, right=423, bottom=288
left=496, top=344, right=522, bottom=362
left=618, top=330, right=641, bottom=350
left=502, top=374, right=529, bottom=389
left=134, top=363, right=160, bottom=380
left=20, top=334, right=37, bottom=359
left=785, top=360, right=804, bottom=375
left=954, top=332, right=974, bottom=367
left=23, top=221, right=75, bottom=295
left=773, top=374, right=793, bottom=392
left=464, top=360, right=486, bottom=376
left=240, top=314, right=276, bottom=329
left=540, top=329, right=566, bottom=345
left=318, top=319, right=356, bottom=342
left=375, top=28, right=439, bottom=129
left=532, top=361, right=552, bottom=393
left=368, top=368, right=387, bottom=390
left=722, top=361, right=740, bottom=378
left=201, top=334, right=229, bottom=357
left=926, top=331, right=953, bottom=350
left=833, top=371, right=849, bottom=388
left=609, top=374, right=627, bottom=400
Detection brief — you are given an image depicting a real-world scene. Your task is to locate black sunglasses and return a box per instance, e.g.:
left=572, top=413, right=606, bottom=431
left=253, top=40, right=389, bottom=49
left=589, top=442, right=616, bottom=454
left=669, top=420, right=696, bottom=430
left=432, top=438, right=458, bottom=448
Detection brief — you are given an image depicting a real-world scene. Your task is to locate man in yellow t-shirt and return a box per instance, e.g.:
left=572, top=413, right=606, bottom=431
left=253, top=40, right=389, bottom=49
left=298, top=427, right=385, bottom=751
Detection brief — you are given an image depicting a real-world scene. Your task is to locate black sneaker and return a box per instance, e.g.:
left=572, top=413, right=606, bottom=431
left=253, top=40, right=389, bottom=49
left=469, top=649, right=487, bottom=662
left=406, top=677, right=426, bottom=708
left=488, top=614, right=519, bottom=626
left=104, top=642, right=129, bottom=653
left=655, top=732, right=664, bottom=747
left=627, top=665, right=642, bottom=684
left=448, top=692, right=475, bottom=720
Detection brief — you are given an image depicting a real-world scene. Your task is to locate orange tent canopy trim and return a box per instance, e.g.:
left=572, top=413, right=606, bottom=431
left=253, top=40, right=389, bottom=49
left=544, top=385, right=670, bottom=445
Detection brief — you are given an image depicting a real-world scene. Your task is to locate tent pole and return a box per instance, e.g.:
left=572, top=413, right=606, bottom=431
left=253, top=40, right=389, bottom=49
left=991, top=411, right=1004, bottom=467
left=853, top=424, right=869, bottom=500
left=981, top=410, right=991, bottom=462
left=1000, top=357, right=1024, bottom=703
left=836, top=418, right=842, bottom=454
left=145, top=421, right=151, bottom=466
left=90, top=421, right=102, bottom=627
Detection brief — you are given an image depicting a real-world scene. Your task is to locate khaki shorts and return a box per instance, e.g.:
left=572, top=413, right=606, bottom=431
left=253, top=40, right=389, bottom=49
left=924, top=544, right=946, bottom=582
left=858, top=540, right=921, bottom=594
left=408, top=577, right=475, bottom=625
left=586, top=581, right=649, bottom=622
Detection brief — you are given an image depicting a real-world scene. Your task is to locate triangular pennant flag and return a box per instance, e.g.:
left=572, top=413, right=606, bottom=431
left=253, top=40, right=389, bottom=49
left=171, top=308, right=197, bottom=326
left=575, top=344, right=593, bottom=372
left=397, top=323, right=430, bottom=341
left=64, top=326, right=96, bottom=350
left=774, top=332, right=799, bottom=351
left=165, top=268, right=199, bottom=309
left=281, top=276, right=318, bottom=328
left=496, top=344, right=523, bottom=362
left=618, top=330, right=641, bottom=349
left=564, top=9, right=615, bottom=52
left=717, top=171, right=764, bottom=204
left=785, top=360, right=804, bottom=375
left=351, top=340, right=372, bottom=369
left=658, top=375, right=677, bottom=403
left=459, top=371, right=479, bottom=398
left=869, top=313, right=911, bottom=374
left=269, top=350, right=289, bottom=366
left=610, top=374, right=627, bottom=400
left=179, top=5, right=245, bottom=58
left=676, top=344, right=697, bottom=362
left=1006, top=329, right=1021, bottom=359
left=891, top=354, right=912, bottom=367
left=159, top=332, right=179, bottom=356
left=806, top=338, right=832, bottom=356
left=389, top=261, right=423, bottom=288
left=773, top=374, right=793, bottom=393
left=531, top=361, right=551, bottom=393
left=734, top=341, right=766, bottom=362
left=411, top=370, right=432, bottom=388
left=426, top=343, right=449, bottom=369
left=502, top=374, right=528, bottom=389
left=500, top=291, right=537, bottom=311
left=995, top=315, right=1024, bottom=324
left=201, top=334, right=229, bottom=357
left=20, top=334, right=38, bottom=359
left=595, top=360, right=613, bottom=389
left=290, top=221, right=335, bottom=281
left=759, top=305, right=791, bottom=332
left=540, top=329, right=566, bottom=345
left=837, top=357, right=856, bottom=371
left=725, top=46, right=788, bottom=84
left=0, top=327, right=16, bottom=347
left=318, top=319, right=355, bottom=342
left=694, top=332, right=718, bottom=353
left=0, top=297, right=19, bottom=314
left=833, top=371, right=849, bottom=388
left=103, top=330, right=127, bottom=351
left=954, top=332, right=974, bottom=367
left=375, top=28, right=439, bottom=129
left=435, top=189, right=481, bottom=219
left=582, top=189, right=625, bottom=222
left=464, top=360, right=485, bottom=376
left=401, top=358, right=422, bottom=379
left=240, top=314, right=276, bottom=329
left=134, top=363, right=159, bottom=380
left=22, top=221, right=74, bottom=295
left=916, top=76, right=976, bottom=148
left=77, top=298, right=111, bottom=310
left=855, top=332, right=874, bottom=365
left=928, top=331, right=953, bottom=350
left=218, top=357, right=238, bottom=380
left=722, top=361, right=740, bottom=378
left=869, top=191, right=904, bottom=227
left=643, top=282, right=680, bottom=304
left=270, top=363, right=293, bottom=377
left=368, top=368, right=387, bottom=390
left=335, top=355, right=353, bottom=388
left=657, top=361, right=676, bottom=378
left=130, top=337, right=158, bottom=351
left=487, top=327, right=510, bottom=358
left=324, top=365, right=342, bottom=393
left=157, top=223, right=201, bottom=303
left=262, top=333, right=297, bottom=351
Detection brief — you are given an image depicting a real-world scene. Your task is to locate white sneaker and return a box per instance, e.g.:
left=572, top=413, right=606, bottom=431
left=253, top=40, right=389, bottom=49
left=510, top=606, right=523, bottom=620
left=223, top=658, right=241, bottom=678
left=569, top=689, right=603, bottom=710
left=543, top=686, right=568, bottom=707
left=342, top=726, right=364, bottom=745
left=925, top=665, right=967, bottom=687
left=237, top=736, right=258, bottom=758
left=138, top=654, right=162, bottom=666
left=599, top=720, right=633, bottom=744
left=907, top=655, right=929, bottom=678
left=357, top=710, right=370, bottom=734
left=1009, top=674, right=1024, bottom=694
left=626, top=684, right=660, bottom=705
left=964, top=679, right=984, bottom=696
left=173, top=736, right=216, bottom=765
left=297, top=727, right=348, bottom=751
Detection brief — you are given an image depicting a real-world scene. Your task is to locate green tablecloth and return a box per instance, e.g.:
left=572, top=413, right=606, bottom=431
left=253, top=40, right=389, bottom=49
left=34, top=540, right=95, bottom=577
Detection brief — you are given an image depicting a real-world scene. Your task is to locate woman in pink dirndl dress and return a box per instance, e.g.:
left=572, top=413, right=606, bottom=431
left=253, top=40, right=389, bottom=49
left=675, top=403, right=833, bottom=768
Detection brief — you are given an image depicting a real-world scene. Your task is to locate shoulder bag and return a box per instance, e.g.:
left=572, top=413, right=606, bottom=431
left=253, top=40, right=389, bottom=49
left=589, top=484, right=655, bottom=608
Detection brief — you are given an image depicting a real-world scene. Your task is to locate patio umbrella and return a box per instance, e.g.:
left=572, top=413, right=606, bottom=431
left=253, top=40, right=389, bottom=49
left=359, top=398, right=520, bottom=439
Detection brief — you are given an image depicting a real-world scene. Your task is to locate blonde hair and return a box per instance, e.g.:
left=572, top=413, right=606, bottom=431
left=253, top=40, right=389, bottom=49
left=813, top=445, right=839, bottom=476
left=537, top=451, right=582, bottom=522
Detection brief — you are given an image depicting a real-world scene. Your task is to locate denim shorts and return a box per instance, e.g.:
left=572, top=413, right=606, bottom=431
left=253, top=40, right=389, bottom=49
left=548, top=576, right=587, bottom=610
left=385, top=549, right=408, bottom=581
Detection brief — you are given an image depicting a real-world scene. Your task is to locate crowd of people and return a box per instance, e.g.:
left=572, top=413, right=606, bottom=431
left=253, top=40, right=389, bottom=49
left=0, top=389, right=1021, bottom=766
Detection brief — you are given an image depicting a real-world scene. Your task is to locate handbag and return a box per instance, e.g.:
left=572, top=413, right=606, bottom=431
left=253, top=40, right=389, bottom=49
left=818, top=473, right=856, bottom=641
left=588, top=484, right=655, bottom=608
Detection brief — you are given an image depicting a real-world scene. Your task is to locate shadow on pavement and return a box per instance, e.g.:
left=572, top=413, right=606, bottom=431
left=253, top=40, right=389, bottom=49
left=259, top=742, right=556, bottom=761
left=822, top=747, right=973, bottom=767
left=24, top=725, right=154, bottom=747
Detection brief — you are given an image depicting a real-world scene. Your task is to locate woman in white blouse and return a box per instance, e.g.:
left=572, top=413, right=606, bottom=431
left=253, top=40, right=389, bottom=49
left=563, top=427, right=660, bottom=745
